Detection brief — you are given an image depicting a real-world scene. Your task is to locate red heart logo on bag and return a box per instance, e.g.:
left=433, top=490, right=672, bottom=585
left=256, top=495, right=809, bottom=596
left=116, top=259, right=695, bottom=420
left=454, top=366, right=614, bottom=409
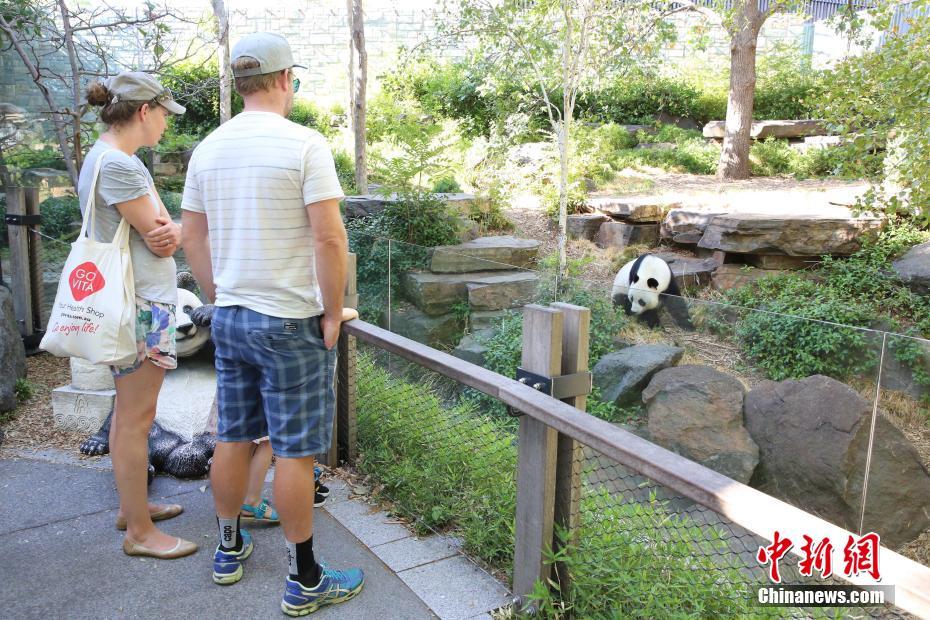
left=69, top=261, right=105, bottom=301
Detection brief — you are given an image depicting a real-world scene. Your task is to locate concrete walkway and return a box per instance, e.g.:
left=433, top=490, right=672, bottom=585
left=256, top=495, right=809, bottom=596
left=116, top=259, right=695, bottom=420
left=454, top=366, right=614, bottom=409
left=0, top=451, right=511, bottom=619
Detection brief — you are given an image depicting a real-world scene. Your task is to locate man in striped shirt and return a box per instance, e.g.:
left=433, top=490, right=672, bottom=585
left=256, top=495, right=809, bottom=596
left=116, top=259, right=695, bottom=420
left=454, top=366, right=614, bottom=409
left=181, top=32, right=364, bottom=615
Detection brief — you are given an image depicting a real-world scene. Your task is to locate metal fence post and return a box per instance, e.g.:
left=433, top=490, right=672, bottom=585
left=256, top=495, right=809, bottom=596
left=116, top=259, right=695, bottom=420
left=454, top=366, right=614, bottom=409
left=335, top=252, right=358, bottom=466
left=549, top=302, right=590, bottom=592
left=24, top=186, right=43, bottom=330
left=513, top=304, right=563, bottom=600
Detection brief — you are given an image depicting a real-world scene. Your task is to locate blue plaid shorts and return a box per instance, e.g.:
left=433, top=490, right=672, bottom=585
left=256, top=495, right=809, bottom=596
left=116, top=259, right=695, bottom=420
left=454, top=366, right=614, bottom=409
left=211, top=305, right=337, bottom=458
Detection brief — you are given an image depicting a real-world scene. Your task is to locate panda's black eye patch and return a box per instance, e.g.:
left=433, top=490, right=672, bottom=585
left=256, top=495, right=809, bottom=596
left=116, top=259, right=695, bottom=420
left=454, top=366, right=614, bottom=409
left=183, top=305, right=194, bottom=314
left=632, top=275, right=639, bottom=283
left=647, top=278, right=659, bottom=289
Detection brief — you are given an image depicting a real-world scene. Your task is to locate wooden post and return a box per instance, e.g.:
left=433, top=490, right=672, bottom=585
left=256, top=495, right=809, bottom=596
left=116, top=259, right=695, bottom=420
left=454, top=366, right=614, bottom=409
left=513, top=304, right=562, bottom=599
left=24, top=186, right=43, bottom=329
left=336, top=252, right=358, bottom=465
left=549, top=302, right=589, bottom=592
left=5, top=186, right=33, bottom=336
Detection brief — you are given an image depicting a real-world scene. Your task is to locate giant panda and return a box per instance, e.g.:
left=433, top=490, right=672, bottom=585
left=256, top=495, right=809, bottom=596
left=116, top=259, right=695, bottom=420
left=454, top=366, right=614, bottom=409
left=176, top=287, right=211, bottom=358
left=611, top=254, right=693, bottom=330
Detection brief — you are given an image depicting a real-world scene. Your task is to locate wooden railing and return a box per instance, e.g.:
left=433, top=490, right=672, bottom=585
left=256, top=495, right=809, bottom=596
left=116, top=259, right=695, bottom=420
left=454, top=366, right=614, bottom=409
left=329, top=256, right=930, bottom=618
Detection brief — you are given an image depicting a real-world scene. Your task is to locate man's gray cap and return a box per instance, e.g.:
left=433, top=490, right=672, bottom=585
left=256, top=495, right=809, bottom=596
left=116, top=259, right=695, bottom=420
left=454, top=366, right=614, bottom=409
left=231, top=32, right=306, bottom=77
left=105, top=71, right=185, bottom=115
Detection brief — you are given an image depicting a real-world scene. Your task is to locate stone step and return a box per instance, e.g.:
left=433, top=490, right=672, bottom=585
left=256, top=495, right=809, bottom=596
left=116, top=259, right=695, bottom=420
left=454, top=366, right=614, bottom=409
left=403, top=270, right=540, bottom=315
left=430, top=235, right=540, bottom=273
left=383, top=302, right=463, bottom=349
left=586, top=197, right=670, bottom=222
left=653, top=253, right=719, bottom=291
left=661, top=207, right=729, bottom=245
left=698, top=212, right=882, bottom=256
left=595, top=222, right=659, bottom=250
left=702, top=119, right=828, bottom=140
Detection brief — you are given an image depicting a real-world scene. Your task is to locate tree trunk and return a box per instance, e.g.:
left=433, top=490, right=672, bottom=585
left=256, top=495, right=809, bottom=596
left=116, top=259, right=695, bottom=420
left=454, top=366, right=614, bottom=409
left=212, top=0, right=231, bottom=124
left=717, top=2, right=766, bottom=180
left=347, top=0, right=367, bottom=194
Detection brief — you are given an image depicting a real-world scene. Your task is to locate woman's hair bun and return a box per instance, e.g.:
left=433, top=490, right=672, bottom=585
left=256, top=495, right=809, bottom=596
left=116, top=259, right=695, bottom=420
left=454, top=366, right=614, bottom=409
left=85, top=81, right=110, bottom=107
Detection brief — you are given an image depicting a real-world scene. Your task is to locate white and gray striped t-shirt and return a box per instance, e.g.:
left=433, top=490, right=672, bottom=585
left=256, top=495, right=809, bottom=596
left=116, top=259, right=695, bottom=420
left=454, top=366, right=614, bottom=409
left=181, top=111, right=344, bottom=319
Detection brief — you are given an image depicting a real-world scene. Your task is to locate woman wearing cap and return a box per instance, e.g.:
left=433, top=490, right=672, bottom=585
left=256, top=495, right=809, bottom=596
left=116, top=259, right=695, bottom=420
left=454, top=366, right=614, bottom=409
left=79, top=71, right=196, bottom=559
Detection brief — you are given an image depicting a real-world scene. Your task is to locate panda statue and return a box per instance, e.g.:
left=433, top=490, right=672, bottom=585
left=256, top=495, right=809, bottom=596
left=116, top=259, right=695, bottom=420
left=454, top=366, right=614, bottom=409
left=611, top=253, right=693, bottom=330
left=79, top=272, right=217, bottom=480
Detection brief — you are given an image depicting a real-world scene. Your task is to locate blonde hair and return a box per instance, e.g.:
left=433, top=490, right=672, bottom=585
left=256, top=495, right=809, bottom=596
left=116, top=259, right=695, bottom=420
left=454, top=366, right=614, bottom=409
left=232, top=57, right=281, bottom=95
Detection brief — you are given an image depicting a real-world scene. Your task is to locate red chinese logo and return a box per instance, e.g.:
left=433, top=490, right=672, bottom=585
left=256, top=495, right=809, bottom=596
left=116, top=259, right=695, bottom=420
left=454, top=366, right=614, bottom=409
left=757, top=532, right=882, bottom=583
left=843, top=533, right=881, bottom=581
left=757, top=531, right=794, bottom=583
left=799, top=535, right=834, bottom=579
left=69, top=261, right=105, bottom=302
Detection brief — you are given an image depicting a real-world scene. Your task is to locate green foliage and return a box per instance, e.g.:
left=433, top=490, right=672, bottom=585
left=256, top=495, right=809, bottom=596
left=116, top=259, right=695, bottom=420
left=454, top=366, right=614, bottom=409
left=332, top=149, right=357, bottom=196
left=818, top=0, right=930, bottom=219
left=160, top=61, right=242, bottom=137
left=286, top=100, right=336, bottom=137
left=158, top=190, right=182, bottom=217
left=612, top=126, right=720, bottom=175
left=526, top=491, right=768, bottom=619
left=38, top=195, right=81, bottom=239
left=431, top=176, right=461, bottom=194
left=154, top=129, right=198, bottom=158
left=749, top=137, right=796, bottom=176
left=14, top=378, right=33, bottom=402
left=2, top=144, right=66, bottom=170
left=717, top=218, right=930, bottom=382
left=355, top=353, right=517, bottom=567
left=578, top=76, right=705, bottom=125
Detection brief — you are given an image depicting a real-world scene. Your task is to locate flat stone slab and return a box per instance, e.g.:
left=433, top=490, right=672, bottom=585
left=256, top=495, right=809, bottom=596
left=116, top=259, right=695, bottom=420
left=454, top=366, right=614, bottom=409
left=702, top=119, right=828, bottom=140
left=396, top=555, right=512, bottom=619
left=466, top=273, right=540, bottom=312
left=385, top=303, right=463, bottom=348
left=661, top=207, right=729, bottom=244
left=595, top=222, right=659, bottom=250
left=430, top=235, right=540, bottom=273
left=698, top=212, right=883, bottom=256
left=586, top=197, right=668, bottom=222
left=403, top=270, right=540, bottom=315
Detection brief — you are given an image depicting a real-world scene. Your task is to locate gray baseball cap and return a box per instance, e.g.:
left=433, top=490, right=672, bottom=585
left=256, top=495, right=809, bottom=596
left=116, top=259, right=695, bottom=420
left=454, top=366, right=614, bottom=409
left=105, top=71, right=186, bottom=115
left=231, top=32, right=306, bottom=77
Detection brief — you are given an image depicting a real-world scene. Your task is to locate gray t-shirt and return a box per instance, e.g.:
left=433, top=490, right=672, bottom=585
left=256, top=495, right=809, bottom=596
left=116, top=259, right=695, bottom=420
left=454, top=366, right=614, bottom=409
left=77, top=140, right=176, bottom=304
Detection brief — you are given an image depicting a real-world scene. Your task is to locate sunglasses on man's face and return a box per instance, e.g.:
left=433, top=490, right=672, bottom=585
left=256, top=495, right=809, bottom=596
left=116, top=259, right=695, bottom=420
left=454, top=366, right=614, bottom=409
left=292, top=77, right=301, bottom=93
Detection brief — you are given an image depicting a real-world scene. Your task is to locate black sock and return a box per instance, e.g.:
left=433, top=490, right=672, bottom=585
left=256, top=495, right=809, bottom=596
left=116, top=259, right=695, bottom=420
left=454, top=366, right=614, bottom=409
left=287, top=536, right=321, bottom=587
left=217, top=515, right=242, bottom=552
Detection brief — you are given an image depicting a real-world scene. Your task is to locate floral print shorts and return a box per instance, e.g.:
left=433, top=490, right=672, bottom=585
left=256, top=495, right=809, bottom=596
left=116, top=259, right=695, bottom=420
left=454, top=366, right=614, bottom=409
left=110, top=296, right=178, bottom=378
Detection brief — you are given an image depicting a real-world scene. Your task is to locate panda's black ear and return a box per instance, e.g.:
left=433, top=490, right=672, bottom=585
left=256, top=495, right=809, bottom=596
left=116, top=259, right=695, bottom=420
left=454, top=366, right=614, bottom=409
left=647, top=277, right=659, bottom=289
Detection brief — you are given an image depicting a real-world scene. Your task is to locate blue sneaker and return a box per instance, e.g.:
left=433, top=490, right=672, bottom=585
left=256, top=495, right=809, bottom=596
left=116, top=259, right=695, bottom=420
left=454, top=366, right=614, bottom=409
left=280, top=564, right=365, bottom=616
left=213, top=529, right=253, bottom=585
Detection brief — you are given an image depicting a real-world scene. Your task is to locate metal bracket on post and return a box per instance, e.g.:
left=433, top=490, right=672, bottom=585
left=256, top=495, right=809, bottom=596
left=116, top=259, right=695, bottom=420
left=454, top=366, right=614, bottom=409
left=4, top=214, right=42, bottom=227
left=515, top=367, right=592, bottom=400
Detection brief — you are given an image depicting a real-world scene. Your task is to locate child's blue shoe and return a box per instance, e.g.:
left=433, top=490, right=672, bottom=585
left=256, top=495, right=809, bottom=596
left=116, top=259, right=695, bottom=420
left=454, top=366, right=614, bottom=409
left=280, top=564, right=364, bottom=616
left=213, top=529, right=253, bottom=585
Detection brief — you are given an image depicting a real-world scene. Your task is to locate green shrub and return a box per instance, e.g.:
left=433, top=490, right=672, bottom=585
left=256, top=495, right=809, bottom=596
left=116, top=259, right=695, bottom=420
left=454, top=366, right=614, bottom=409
left=161, top=61, right=242, bottom=137
left=612, top=127, right=720, bottom=175
left=355, top=353, right=517, bottom=567
left=38, top=195, right=81, bottom=239
left=332, top=149, right=357, bottom=196
left=287, top=100, right=336, bottom=137
left=154, top=129, right=198, bottom=158
left=578, top=77, right=705, bottom=125
left=431, top=176, right=461, bottom=193
left=717, top=218, right=930, bottom=383
left=749, top=138, right=797, bottom=176
left=2, top=144, right=66, bottom=170
left=159, top=190, right=182, bottom=217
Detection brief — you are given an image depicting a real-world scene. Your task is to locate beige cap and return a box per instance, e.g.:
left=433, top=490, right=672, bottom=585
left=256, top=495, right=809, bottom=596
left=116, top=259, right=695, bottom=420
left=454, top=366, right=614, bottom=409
left=231, top=32, right=306, bottom=77
left=105, top=71, right=186, bottom=115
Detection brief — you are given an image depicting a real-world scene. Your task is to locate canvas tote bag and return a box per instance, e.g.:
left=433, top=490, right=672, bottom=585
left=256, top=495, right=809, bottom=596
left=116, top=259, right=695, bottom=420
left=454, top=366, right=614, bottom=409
left=40, top=149, right=137, bottom=365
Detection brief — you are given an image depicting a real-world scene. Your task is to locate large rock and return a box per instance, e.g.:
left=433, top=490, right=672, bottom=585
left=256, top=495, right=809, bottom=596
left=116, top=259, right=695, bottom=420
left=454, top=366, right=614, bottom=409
left=702, top=120, right=828, bottom=140
left=430, top=236, right=540, bottom=273
left=467, top=273, right=539, bottom=311
left=451, top=329, right=496, bottom=367
left=654, top=253, right=719, bottom=291
left=661, top=207, right=728, bottom=244
left=567, top=214, right=609, bottom=241
left=0, top=287, right=27, bottom=412
left=698, top=212, right=882, bottom=256
left=592, top=344, right=683, bottom=406
left=595, top=222, right=659, bottom=250
left=745, top=374, right=930, bottom=547
left=403, top=270, right=540, bottom=315
left=385, top=303, right=463, bottom=349
left=586, top=197, right=667, bottom=222
left=891, top=241, right=930, bottom=295
left=643, top=365, right=758, bottom=484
